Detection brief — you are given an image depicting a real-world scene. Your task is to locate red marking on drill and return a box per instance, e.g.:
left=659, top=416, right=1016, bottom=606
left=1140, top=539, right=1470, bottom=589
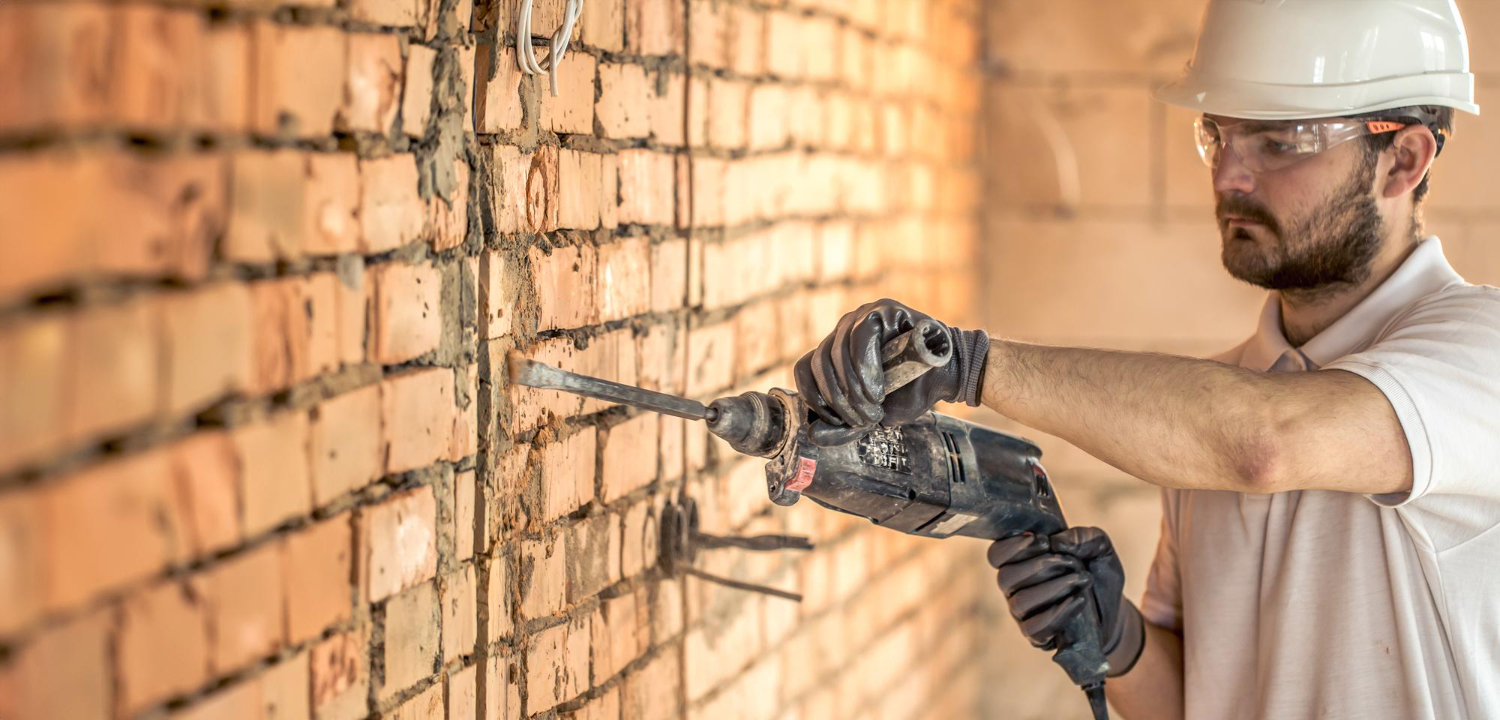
left=787, top=457, right=817, bottom=492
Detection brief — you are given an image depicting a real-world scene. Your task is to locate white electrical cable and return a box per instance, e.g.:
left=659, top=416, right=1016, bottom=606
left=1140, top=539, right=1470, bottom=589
left=517, top=0, right=584, bottom=97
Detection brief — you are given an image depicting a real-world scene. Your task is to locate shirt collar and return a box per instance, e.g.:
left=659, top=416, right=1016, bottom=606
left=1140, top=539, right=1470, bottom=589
left=1238, top=237, right=1464, bottom=372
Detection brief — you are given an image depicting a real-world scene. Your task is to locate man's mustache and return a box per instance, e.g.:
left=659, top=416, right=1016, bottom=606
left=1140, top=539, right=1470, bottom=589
left=1216, top=195, right=1281, bottom=235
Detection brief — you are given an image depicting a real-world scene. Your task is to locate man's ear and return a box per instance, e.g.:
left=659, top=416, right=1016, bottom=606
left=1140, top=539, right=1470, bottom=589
left=1381, top=125, right=1439, bottom=200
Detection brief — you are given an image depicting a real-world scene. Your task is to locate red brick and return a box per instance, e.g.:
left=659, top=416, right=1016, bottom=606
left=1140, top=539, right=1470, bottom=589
left=304, top=273, right=342, bottom=379
left=303, top=154, right=362, bottom=255
left=119, top=580, right=210, bottom=713
left=311, top=628, right=368, bottom=718
left=262, top=651, right=311, bottom=720
left=601, top=153, right=621, bottom=230
left=649, top=239, right=687, bottom=313
left=473, top=43, right=521, bottom=133
left=360, top=155, right=426, bottom=252
left=581, top=0, right=625, bottom=51
left=616, top=151, right=675, bottom=225
left=591, top=592, right=644, bottom=685
left=597, top=63, right=652, bottom=139
left=0, top=5, right=114, bottom=132
left=541, top=428, right=596, bottom=521
left=0, top=156, right=82, bottom=300
left=360, top=486, right=438, bottom=602
left=283, top=514, right=354, bottom=643
left=68, top=298, right=160, bottom=440
left=441, top=565, right=478, bottom=661
left=625, top=0, right=684, bottom=55
left=379, top=581, right=440, bottom=701
left=532, top=244, right=598, bottom=331
left=601, top=414, right=659, bottom=502
left=451, top=362, right=479, bottom=462
left=528, top=144, right=561, bottom=232
left=233, top=412, right=312, bottom=536
left=112, top=7, right=203, bottom=130
left=160, top=284, right=253, bottom=416
left=540, top=53, right=597, bottom=135
left=427, top=159, right=470, bottom=251
left=340, top=33, right=403, bottom=133
left=558, top=149, right=604, bottom=230
left=204, top=543, right=286, bottom=672
left=370, top=261, right=442, bottom=364
left=168, top=431, right=242, bottom=558
left=0, top=492, right=44, bottom=635
left=9, top=609, right=113, bottom=720
left=403, top=45, right=438, bottom=136
left=202, top=23, right=253, bottom=132
left=455, top=469, right=477, bottom=560
left=381, top=368, right=455, bottom=474
left=0, top=314, right=69, bottom=472
left=335, top=267, right=368, bottom=368
left=171, top=678, right=262, bottom=720
left=520, top=537, right=567, bottom=619
left=225, top=150, right=305, bottom=263
left=41, top=451, right=184, bottom=611
left=348, top=0, right=419, bottom=26
left=311, top=385, right=383, bottom=504
left=598, top=238, right=651, bottom=322
left=525, top=615, right=590, bottom=713
left=250, top=22, right=346, bottom=136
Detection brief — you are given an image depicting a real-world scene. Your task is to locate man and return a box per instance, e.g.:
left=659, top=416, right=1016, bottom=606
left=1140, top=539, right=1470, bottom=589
left=793, top=1, right=1500, bottom=718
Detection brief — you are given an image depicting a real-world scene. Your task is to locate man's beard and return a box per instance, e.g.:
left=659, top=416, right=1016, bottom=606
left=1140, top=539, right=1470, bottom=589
left=1217, top=155, right=1384, bottom=295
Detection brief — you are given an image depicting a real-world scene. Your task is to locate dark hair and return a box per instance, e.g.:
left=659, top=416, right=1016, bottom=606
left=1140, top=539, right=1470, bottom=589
left=1358, top=105, right=1455, bottom=205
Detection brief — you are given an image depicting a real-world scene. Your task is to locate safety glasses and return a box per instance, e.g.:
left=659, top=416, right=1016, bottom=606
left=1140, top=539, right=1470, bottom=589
left=1194, top=116, right=1411, bottom=173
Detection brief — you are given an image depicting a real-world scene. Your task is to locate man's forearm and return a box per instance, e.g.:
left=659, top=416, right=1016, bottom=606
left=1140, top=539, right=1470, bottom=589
left=1105, top=622, right=1184, bottom=720
left=980, top=340, right=1278, bottom=492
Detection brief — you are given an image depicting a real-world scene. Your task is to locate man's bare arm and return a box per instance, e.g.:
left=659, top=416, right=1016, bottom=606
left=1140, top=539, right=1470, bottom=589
left=1105, top=622, right=1184, bottom=720
left=981, top=340, right=1413, bottom=495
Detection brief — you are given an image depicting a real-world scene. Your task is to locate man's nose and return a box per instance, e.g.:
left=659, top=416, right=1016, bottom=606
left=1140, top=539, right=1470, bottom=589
left=1212, top=144, right=1256, bottom=195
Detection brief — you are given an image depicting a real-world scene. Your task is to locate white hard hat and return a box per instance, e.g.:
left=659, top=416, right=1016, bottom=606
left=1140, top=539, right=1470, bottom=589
left=1155, top=0, right=1481, bottom=120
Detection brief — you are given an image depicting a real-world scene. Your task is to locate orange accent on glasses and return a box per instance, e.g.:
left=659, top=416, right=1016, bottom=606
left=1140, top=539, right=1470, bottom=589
left=1365, top=121, right=1408, bottom=134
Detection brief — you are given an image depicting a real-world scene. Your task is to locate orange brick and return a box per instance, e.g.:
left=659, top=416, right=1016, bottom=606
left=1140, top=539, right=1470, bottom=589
left=379, top=581, right=440, bottom=701
left=486, top=557, right=513, bottom=642
left=734, top=301, right=781, bottom=376
left=69, top=298, right=160, bottom=441
left=311, top=628, right=368, bottom=718
left=168, top=431, right=242, bottom=558
left=226, top=150, right=306, bottom=263
left=262, top=651, right=311, bottom=720
left=160, top=284, right=253, bottom=416
left=250, top=22, right=346, bottom=136
left=625, top=0, right=683, bottom=55
left=455, top=469, right=478, bottom=560
left=473, top=42, right=522, bottom=133
left=233, top=412, right=312, bottom=536
left=360, top=155, right=426, bottom=252
left=0, top=5, right=114, bottom=132
left=360, top=486, right=438, bottom=602
left=620, top=498, right=653, bottom=578
left=0, top=155, right=85, bottom=300
left=558, top=149, right=604, bottom=230
left=591, top=593, right=643, bottom=686
left=646, top=73, right=686, bottom=146
left=621, top=652, right=679, bottom=720
left=402, top=45, right=438, bottom=137
left=371, top=261, right=442, bottom=364
left=602, top=153, right=621, bottom=230
left=617, top=151, right=675, bottom=225
left=449, top=664, right=479, bottom=720
left=540, top=53, right=597, bottom=135
left=0, top=314, right=69, bottom=473
left=689, top=0, right=727, bottom=68
left=390, top=683, right=444, bottom=720
left=0, top=492, right=43, bottom=636
left=9, top=609, right=113, bottom=720
left=540, top=428, right=596, bottom=522
left=597, top=63, right=652, bottom=139
left=311, top=384, right=384, bottom=504
left=507, top=330, right=638, bottom=432
left=381, top=368, right=455, bottom=474
left=335, top=266, right=368, bottom=368
left=113, top=6, right=204, bottom=130
left=303, top=154, right=363, bottom=255
left=203, top=23, right=253, bottom=132
left=726, top=5, right=764, bottom=76
left=532, top=244, right=599, bottom=331
left=204, top=543, right=286, bottom=673
left=571, top=687, right=620, bottom=720
left=481, top=250, right=515, bottom=339
left=707, top=79, right=748, bottom=149
left=685, top=321, right=735, bottom=397
left=635, top=323, right=685, bottom=396
left=41, top=451, right=183, bottom=611
left=747, top=84, right=790, bottom=150
left=426, top=158, right=470, bottom=251
left=598, top=238, right=651, bottom=322
left=601, top=414, right=659, bottom=503
left=341, top=33, right=403, bottom=133
left=348, top=0, right=420, bottom=26
left=649, top=239, right=687, bottom=313
left=304, top=273, right=343, bottom=378
left=581, top=0, right=625, bottom=51
left=520, top=537, right=567, bottom=619
left=525, top=615, right=590, bottom=713
left=566, top=512, right=618, bottom=601
left=170, top=677, right=262, bottom=720
left=283, top=514, right=354, bottom=643
left=118, top=580, right=210, bottom=713
left=441, top=565, right=478, bottom=661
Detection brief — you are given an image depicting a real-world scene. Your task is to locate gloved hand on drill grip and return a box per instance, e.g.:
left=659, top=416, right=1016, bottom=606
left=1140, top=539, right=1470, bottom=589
left=793, top=298, right=990, bottom=447
left=987, top=526, right=1145, bottom=678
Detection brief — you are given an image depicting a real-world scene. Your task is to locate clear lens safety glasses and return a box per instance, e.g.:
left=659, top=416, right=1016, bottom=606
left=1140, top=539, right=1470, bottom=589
left=1194, top=117, right=1410, bottom=173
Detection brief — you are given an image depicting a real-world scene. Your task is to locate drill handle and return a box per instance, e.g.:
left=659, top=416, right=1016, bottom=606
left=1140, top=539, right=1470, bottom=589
left=1031, top=533, right=1111, bottom=717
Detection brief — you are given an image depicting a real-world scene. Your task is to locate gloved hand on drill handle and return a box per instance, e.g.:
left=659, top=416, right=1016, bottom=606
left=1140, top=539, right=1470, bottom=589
left=793, top=298, right=990, bottom=446
left=987, top=527, right=1146, bottom=678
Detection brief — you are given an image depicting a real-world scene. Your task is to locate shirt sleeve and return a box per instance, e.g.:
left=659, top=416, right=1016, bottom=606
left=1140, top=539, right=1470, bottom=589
left=1323, top=286, right=1500, bottom=507
left=1139, top=489, right=1183, bottom=632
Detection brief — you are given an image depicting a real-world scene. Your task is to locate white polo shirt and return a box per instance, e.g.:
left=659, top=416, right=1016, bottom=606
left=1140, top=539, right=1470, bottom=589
left=1140, top=238, right=1500, bottom=719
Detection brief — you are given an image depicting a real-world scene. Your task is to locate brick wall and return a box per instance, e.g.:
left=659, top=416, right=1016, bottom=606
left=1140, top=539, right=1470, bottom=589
left=975, top=0, right=1500, bottom=716
left=0, top=0, right=991, bottom=719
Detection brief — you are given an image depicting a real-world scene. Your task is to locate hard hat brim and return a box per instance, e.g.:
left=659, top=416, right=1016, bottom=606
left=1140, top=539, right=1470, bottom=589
left=1154, top=73, right=1481, bottom=120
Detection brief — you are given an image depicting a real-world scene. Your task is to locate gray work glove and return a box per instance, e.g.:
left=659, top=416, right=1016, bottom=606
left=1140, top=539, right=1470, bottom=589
left=793, top=299, right=990, bottom=446
left=987, top=527, right=1145, bottom=678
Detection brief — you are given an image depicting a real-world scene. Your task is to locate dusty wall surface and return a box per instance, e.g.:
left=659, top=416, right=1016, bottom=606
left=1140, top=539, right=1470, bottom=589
left=0, top=0, right=992, bottom=719
left=975, top=0, right=1500, bottom=717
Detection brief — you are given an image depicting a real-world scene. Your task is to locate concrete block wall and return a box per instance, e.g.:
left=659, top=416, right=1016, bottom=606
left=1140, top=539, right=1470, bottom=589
left=0, top=0, right=993, bottom=719
left=976, top=0, right=1500, bottom=716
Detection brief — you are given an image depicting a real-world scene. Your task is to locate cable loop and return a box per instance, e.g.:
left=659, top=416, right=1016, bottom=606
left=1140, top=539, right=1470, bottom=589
left=516, top=0, right=584, bottom=97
